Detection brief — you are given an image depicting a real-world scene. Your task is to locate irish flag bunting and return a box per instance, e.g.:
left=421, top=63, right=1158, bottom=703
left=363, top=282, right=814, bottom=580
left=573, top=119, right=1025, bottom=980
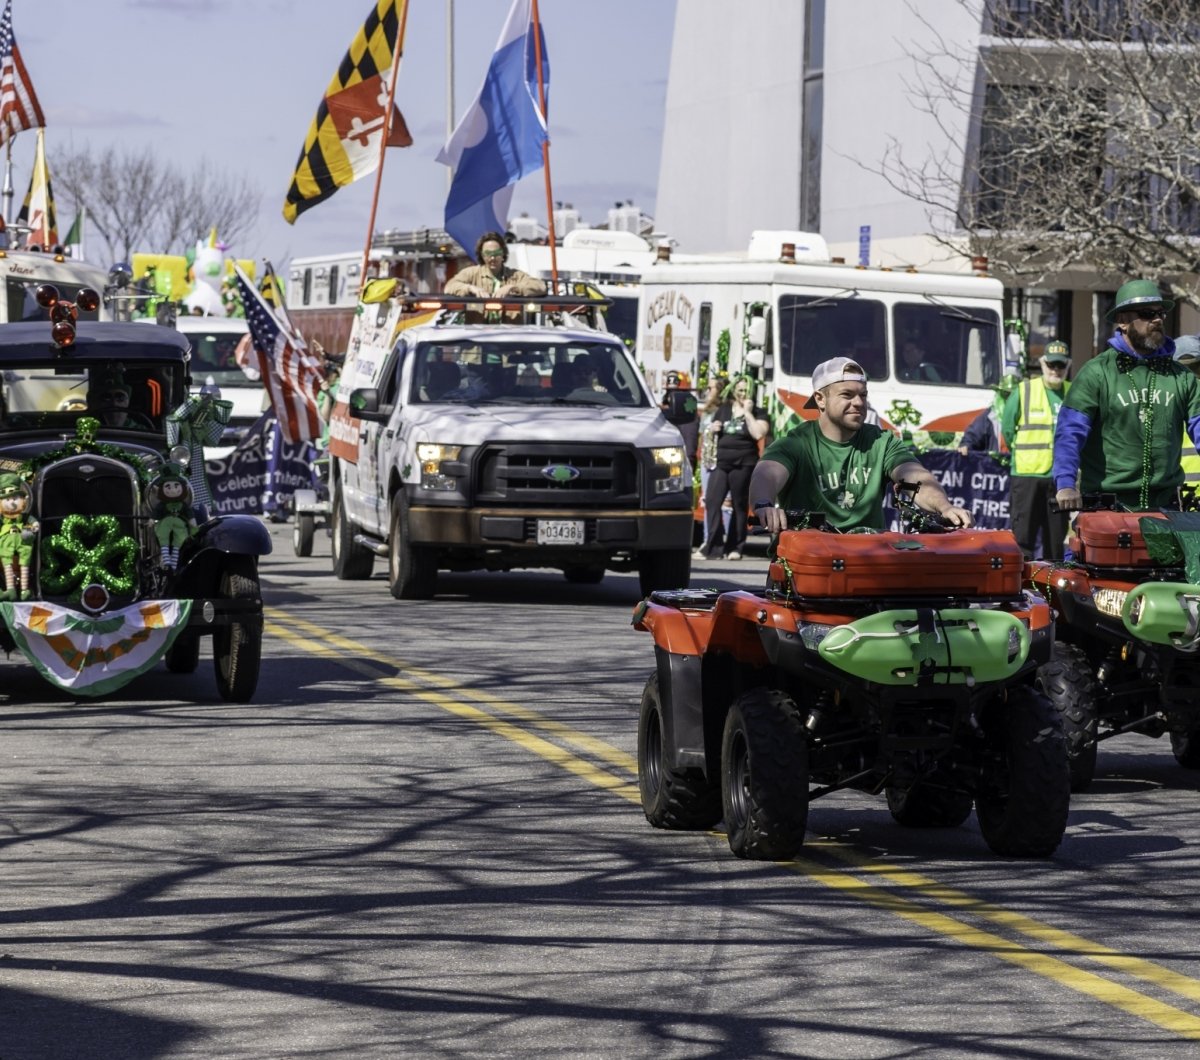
left=0, top=599, right=193, bottom=696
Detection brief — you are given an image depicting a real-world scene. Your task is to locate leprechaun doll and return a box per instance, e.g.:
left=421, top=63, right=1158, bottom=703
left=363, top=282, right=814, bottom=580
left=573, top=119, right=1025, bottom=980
left=148, top=465, right=197, bottom=571
left=0, top=473, right=38, bottom=601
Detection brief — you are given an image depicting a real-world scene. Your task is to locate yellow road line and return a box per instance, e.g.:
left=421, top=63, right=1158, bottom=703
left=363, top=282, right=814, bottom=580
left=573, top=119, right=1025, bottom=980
left=791, top=856, right=1200, bottom=1039
left=267, top=608, right=639, bottom=776
left=265, top=608, right=1200, bottom=1038
left=811, top=841, right=1200, bottom=1006
left=265, top=619, right=641, bottom=805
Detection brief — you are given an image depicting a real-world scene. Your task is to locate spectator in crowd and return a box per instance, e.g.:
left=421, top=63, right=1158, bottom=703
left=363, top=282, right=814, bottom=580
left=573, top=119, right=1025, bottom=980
left=1055, top=279, right=1200, bottom=512
left=959, top=371, right=1022, bottom=455
left=695, top=376, right=770, bottom=561
left=695, top=376, right=727, bottom=554
left=445, top=232, right=547, bottom=299
left=1003, top=341, right=1071, bottom=560
left=751, top=357, right=972, bottom=532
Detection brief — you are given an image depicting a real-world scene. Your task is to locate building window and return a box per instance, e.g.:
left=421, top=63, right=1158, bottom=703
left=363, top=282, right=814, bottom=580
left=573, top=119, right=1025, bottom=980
left=986, top=1, right=1189, bottom=41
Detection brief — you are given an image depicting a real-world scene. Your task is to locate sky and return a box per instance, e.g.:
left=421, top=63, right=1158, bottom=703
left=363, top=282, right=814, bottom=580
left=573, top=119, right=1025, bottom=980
left=7, top=0, right=676, bottom=270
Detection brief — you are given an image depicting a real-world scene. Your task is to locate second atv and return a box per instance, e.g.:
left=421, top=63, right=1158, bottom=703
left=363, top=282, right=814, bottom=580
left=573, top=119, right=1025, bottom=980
left=1029, top=502, right=1200, bottom=791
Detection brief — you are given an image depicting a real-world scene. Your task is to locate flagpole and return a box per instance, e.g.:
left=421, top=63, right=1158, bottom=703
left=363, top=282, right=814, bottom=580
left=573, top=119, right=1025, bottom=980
left=2, top=131, right=13, bottom=231
left=446, top=0, right=454, bottom=193
left=530, top=0, right=558, bottom=292
left=358, top=0, right=411, bottom=299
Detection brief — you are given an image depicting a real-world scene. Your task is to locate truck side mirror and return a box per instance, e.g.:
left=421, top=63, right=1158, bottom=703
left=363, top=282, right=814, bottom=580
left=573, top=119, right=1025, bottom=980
left=661, top=388, right=696, bottom=427
left=349, top=387, right=389, bottom=423
left=746, top=316, right=767, bottom=349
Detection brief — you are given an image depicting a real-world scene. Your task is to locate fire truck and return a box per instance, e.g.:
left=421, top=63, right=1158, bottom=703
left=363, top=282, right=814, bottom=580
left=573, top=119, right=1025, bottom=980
left=637, top=230, right=1014, bottom=441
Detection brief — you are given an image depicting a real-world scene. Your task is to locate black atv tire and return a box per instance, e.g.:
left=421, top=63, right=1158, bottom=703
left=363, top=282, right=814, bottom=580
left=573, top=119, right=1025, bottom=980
left=721, top=688, right=808, bottom=860
left=638, top=548, right=691, bottom=598
left=388, top=493, right=436, bottom=600
left=637, top=672, right=721, bottom=829
left=293, top=511, right=315, bottom=557
left=213, top=556, right=263, bottom=704
left=885, top=781, right=973, bottom=828
left=331, top=491, right=374, bottom=580
left=164, top=631, right=201, bottom=674
left=1035, top=642, right=1100, bottom=792
left=975, top=685, right=1070, bottom=858
left=1169, top=728, right=1200, bottom=769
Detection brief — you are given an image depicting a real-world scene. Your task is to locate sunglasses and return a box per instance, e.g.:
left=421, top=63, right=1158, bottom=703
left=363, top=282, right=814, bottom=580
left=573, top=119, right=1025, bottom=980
left=1132, top=307, right=1166, bottom=321
left=481, top=250, right=505, bottom=260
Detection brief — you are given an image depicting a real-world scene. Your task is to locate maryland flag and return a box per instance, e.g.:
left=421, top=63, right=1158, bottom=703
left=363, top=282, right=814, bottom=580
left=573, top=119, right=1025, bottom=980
left=16, top=125, right=56, bottom=246
left=283, top=0, right=413, bottom=223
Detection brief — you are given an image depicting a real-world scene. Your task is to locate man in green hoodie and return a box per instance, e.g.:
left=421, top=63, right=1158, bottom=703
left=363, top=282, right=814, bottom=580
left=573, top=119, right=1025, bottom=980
left=1054, top=280, right=1200, bottom=511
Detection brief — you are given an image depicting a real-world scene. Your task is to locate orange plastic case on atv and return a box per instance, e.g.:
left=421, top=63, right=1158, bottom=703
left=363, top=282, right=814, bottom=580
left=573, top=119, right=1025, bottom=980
left=770, top=528, right=1024, bottom=598
left=1068, top=510, right=1167, bottom=568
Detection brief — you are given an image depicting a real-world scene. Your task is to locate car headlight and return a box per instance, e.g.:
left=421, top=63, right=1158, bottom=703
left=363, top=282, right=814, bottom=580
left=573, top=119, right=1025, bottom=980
left=416, top=443, right=462, bottom=491
left=1092, top=587, right=1128, bottom=618
left=651, top=446, right=688, bottom=494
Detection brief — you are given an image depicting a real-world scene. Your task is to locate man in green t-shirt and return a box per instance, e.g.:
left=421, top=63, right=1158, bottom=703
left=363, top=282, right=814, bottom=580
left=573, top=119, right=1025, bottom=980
left=1054, top=279, right=1200, bottom=511
left=750, top=357, right=974, bottom=532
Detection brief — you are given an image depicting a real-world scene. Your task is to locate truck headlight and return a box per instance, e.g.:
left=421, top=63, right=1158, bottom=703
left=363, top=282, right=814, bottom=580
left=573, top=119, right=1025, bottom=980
left=416, top=443, right=462, bottom=491
left=651, top=446, right=688, bottom=494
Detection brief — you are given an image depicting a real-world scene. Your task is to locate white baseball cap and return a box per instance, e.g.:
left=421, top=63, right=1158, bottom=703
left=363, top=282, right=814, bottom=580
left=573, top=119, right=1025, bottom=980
left=805, top=357, right=868, bottom=409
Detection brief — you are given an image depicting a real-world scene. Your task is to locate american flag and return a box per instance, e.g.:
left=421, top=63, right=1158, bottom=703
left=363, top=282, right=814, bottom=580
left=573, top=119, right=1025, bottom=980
left=234, top=264, right=324, bottom=444
left=0, top=0, right=44, bottom=147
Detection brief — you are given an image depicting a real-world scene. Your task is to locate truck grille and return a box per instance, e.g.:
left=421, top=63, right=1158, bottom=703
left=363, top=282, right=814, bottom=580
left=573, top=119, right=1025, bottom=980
left=476, top=444, right=639, bottom=505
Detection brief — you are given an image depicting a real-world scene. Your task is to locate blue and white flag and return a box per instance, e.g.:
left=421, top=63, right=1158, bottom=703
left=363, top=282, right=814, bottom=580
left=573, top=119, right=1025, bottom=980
left=436, top=0, right=549, bottom=256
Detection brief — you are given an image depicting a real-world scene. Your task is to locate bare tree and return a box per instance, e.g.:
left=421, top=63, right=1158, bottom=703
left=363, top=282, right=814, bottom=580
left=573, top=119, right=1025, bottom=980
left=879, top=0, right=1200, bottom=305
left=50, top=144, right=261, bottom=263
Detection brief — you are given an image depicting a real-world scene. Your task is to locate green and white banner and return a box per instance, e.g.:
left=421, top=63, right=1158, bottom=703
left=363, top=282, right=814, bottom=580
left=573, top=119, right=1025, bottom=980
left=0, top=599, right=193, bottom=697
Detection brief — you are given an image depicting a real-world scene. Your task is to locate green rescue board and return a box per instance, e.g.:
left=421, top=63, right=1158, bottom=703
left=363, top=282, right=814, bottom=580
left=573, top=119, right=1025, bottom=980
left=817, top=608, right=1030, bottom=685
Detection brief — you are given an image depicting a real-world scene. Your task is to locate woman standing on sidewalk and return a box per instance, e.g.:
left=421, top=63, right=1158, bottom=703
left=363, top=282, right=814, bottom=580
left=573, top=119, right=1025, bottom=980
left=695, top=376, right=769, bottom=560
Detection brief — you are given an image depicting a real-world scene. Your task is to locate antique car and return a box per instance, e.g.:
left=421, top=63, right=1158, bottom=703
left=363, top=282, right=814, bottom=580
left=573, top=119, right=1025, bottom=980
left=0, top=285, right=271, bottom=700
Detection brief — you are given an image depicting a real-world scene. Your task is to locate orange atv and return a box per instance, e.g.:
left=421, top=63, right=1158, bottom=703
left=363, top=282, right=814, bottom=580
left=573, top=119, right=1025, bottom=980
left=632, top=495, right=1070, bottom=860
left=1029, top=501, right=1200, bottom=791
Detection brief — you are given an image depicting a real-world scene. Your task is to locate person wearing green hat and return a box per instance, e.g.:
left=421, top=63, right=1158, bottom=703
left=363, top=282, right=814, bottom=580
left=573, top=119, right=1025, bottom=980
left=1002, top=341, right=1071, bottom=558
left=1055, top=279, right=1200, bottom=511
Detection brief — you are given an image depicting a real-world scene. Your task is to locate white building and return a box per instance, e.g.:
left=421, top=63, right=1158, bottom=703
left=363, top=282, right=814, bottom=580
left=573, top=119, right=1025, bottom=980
left=656, top=0, right=1200, bottom=360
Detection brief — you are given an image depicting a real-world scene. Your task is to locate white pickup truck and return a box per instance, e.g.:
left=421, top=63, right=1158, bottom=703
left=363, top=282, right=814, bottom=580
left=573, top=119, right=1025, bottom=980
left=325, top=293, right=695, bottom=599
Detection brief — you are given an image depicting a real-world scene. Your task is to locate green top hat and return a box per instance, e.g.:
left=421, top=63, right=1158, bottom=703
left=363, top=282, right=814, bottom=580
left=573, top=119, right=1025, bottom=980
left=0, top=473, right=28, bottom=499
left=992, top=371, right=1023, bottom=393
left=1107, top=279, right=1174, bottom=321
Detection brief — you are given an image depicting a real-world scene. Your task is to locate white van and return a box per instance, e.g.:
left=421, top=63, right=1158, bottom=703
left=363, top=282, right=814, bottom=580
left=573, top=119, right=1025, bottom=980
left=147, top=316, right=265, bottom=458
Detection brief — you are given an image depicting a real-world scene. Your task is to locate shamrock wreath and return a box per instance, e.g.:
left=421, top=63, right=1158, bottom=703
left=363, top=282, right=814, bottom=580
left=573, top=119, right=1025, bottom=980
left=39, top=514, right=138, bottom=599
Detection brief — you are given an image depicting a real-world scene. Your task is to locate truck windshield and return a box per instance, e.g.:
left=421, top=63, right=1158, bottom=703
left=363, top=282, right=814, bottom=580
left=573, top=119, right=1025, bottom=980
left=777, top=294, right=887, bottom=381
left=186, top=329, right=256, bottom=387
left=893, top=303, right=1001, bottom=388
left=8, top=279, right=103, bottom=323
left=412, top=340, right=651, bottom=407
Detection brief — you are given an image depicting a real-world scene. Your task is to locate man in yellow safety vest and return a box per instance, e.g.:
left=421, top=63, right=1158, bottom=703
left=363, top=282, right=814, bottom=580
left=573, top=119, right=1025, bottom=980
left=1175, top=335, right=1200, bottom=495
left=1002, top=340, right=1071, bottom=559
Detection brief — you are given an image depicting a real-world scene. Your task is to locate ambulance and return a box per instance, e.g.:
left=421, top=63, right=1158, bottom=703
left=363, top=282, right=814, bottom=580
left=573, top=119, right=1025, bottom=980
left=637, top=231, right=1013, bottom=442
